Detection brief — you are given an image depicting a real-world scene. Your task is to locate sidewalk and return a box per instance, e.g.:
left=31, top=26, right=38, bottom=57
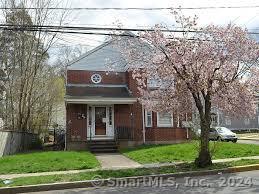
left=0, top=155, right=259, bottom=180
left=95, top=153, right=141, bottom=169
left=238, top=133, right=259, bottom=141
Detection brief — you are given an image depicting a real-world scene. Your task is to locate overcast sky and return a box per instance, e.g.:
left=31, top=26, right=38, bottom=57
left=51, top=0, right=259, bottom=59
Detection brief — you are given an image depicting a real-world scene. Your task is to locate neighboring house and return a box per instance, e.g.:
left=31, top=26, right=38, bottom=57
left=51, top=102, right=66, bottom=127
left=205, top=101, right=259, bottom=131
left=210, top=109, right=259, bottom=131
left=0, top=118, right=3, bottom=129
left=65, top=38, right=189, bottom=151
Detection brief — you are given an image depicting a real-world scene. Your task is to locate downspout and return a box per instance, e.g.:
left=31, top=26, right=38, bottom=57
left=64, top=63, right=68, bottom=150
left=217, top=109, right=220, bottom=127
left=186, top=113, right=189, bottom=139
left=142, top=106, right=146, bottom=144
left=64, top=102, right=67, bottom=151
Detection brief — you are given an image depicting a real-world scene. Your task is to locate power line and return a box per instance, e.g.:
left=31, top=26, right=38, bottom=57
left=1, top=5, right=259, bottom=10
left=0, top=24, right=201, bottom=33
left=0, top=24, right=259, bottom=35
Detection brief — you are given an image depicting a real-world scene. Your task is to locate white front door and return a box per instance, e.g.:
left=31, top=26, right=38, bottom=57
left=87, top=105, right=114, bottom=140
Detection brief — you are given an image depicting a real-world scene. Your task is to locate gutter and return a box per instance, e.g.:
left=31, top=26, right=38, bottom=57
left=65, top=97, right=137, bottom=104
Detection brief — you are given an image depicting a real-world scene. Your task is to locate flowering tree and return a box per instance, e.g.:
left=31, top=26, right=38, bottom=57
left=114, top=12, right=259, bottom=167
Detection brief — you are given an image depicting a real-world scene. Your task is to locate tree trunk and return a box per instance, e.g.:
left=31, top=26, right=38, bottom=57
left=195, top=117, right=212, bottom=167
left=193, top=92, right=212, bottom=167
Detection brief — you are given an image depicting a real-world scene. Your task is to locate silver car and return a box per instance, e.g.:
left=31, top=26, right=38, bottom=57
left=209, top=127, right=238, bottom=143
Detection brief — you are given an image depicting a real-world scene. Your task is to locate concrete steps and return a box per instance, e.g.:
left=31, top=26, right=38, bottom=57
left=88, top=140, right=118, bottom=153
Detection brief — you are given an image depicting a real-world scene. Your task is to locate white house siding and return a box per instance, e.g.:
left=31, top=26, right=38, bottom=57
left=51, top=103, right=66, bottom=127
left=0, top=131, right=8, bottom=157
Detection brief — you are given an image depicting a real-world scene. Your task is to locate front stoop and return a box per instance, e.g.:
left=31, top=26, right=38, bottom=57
left=88, top=140, right=118, bottom=153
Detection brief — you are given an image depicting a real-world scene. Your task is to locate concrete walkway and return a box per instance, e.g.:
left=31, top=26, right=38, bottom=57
left=95, top=153, right=141, bottom=169
left=0, top=155, right=258, bottom=180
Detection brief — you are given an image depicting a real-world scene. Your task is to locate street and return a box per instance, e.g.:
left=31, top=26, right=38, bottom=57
left=27, top=170, right=259, bottom=194
left=238, top=140, right=259, bottom=145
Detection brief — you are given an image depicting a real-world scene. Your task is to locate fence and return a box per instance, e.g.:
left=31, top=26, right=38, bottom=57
left=0, top=130, right=39, bottom=157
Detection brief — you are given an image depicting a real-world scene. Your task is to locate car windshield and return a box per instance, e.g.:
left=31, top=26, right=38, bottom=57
left=216, top=127, right=231, bottom=133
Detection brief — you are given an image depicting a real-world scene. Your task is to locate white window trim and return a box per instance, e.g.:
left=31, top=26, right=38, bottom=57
left=157, top=112, right=173, bottom=127
left=225, top=116, right=231, bottom=126
left=145, top=110, right=152, bottom=127
left=244, top=118, right=250, bottom=125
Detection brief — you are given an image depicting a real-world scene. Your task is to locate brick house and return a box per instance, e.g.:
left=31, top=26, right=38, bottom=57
left=65, top=39, right=190, bottom=151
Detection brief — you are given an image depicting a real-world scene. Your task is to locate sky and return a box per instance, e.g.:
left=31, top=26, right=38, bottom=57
left=48, top=0, right=259, bottom=61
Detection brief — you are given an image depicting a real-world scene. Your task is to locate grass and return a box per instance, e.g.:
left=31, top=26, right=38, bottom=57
left=121, top=141, right=259, bottom=164
left=0, top=159, right=258, bottom=187
left=0, top=151, right=99, bottom=174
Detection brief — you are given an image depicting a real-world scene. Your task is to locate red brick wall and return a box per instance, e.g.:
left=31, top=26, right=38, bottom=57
left=127, top=71, right=141, bottom=97
left=145, top=128, right=187, bottom=141
left=114, top=104, right=132, bottom=128
left=126, top=71, right=143, bottom=140
left=66, top=104, right=87, bottom=141
left=67, top=70, right=127, bottom=85
left=144, top=112, right=188, bottom=141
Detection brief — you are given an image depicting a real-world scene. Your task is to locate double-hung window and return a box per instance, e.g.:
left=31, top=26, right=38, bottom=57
left=145, top=110, right=152, bottom=127
left=157, top=112, right=173, bottom=127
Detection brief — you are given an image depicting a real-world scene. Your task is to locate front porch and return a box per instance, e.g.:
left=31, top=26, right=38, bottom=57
left=65, top=103, right=140, bottom=151
left=65, top=84, right=141, bottom=150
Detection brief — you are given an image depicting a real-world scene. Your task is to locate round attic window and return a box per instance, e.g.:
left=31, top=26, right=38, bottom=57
left=91, top=74, right=102, bottom=84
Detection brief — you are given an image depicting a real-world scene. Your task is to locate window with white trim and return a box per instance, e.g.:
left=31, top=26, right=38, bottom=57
left=211, top=113, right=218, bottom=126
left=147, top=78, right=172, bottom=89
left=244, top=118, right=250, bottom=125
left=147, top=78, right=160, bottom=88
left=145, top=110, right=152, bottom=127
left=157, top=112, right=173, bottom=127
left=225, top=116, right=231, bottom=126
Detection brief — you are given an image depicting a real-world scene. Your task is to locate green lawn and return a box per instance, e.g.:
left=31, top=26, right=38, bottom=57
left=121, top=141, right=259, bottom=164
left=0, top=159, right=258, bottom=187
left=0, top=151, right=99, bottom=174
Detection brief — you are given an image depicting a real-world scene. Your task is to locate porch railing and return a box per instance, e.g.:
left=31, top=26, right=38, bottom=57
left=115, top=126, right=134, bottom=141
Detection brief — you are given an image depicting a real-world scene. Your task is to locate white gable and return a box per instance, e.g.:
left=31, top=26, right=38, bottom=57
left=68, top=40, right=127, bottom=72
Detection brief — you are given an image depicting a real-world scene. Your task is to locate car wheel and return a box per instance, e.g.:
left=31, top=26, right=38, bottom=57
left=217, top=136, right=222, bottom=141
left=232, top=139, right=237, bottom=143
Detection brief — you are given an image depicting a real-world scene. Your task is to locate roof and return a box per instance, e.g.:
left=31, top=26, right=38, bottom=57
left=67, top=32, right=145, bottom=72
left=67, top=38, right=128, bottom=72
left=66, top=85, right=133, bottom=98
